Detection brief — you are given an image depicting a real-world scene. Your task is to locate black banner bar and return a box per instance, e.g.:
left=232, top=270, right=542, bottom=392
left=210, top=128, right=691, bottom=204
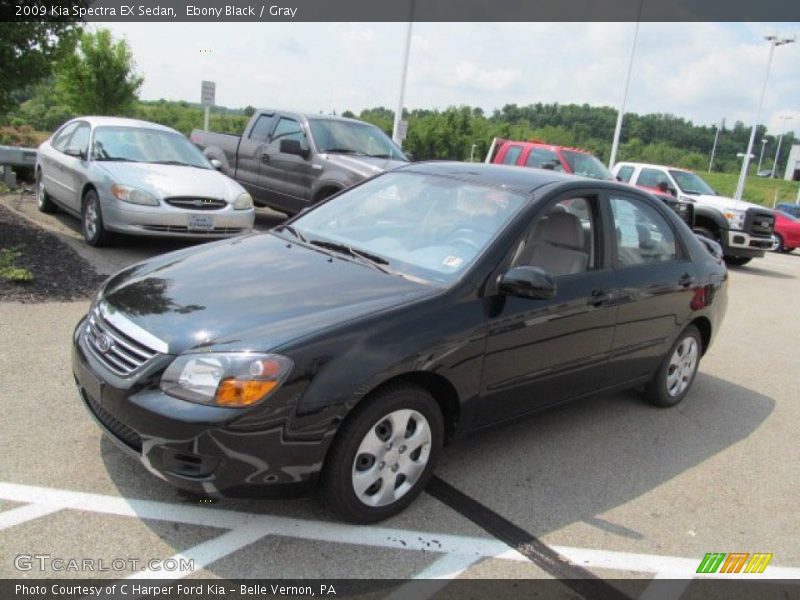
left=2, top=0, right=800, bottom=23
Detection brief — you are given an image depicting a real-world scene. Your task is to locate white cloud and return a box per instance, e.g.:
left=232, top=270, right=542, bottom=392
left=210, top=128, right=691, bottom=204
left=100, top=22, right=800, bottom=133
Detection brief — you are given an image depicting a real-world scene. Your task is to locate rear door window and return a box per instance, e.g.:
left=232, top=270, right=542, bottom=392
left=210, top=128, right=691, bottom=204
left=616, top=165, right=634, bottom=182
left=249, top=114, right=275, bottom=142
left=501, top=145, right=523, bottom=165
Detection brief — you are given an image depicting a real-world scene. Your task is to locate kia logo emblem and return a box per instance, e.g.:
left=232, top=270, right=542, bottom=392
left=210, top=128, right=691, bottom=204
left=96, top=333, right=113, bottom=354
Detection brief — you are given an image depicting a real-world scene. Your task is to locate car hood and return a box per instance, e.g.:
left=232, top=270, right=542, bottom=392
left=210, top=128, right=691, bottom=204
left=96, top=161, right=245, bottom=200
left=321, top=153, right=408, bottom=178
left=101, top=233, right=434, bottom=355
left=688, top=194, right=763, bottom=212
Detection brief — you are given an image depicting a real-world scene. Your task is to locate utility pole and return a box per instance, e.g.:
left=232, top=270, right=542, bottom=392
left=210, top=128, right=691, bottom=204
left=608, top=16, right=641, bottom=169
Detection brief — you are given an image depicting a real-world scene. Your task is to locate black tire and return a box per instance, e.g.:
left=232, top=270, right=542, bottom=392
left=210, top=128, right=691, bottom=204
left=319, top=383, right=444, bottom=523
left=81, top=189, right=113, bottom=247
left=724, top=256, right=752, bottom=266
left=642, top=324, right=702, bottom=408
left=36, top=169, right=57, bottom=214
left=693, top=227, right=718, bottom=242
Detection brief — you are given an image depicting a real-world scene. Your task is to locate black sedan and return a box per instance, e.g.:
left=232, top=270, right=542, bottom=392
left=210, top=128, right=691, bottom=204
left=72, top=162, right=728, bottom=523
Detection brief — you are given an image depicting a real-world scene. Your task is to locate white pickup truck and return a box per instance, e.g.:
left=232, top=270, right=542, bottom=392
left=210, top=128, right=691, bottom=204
left=612, top=162, right=775, bottom=266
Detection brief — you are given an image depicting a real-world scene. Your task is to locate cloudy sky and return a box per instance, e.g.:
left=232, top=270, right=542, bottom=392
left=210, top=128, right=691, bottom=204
left=100, top=22, right=799, bottom=134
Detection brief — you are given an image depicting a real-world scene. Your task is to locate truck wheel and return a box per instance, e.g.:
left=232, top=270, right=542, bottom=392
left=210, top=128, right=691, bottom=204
left=693, top=227, right=718, bottom=242
left=773, top=234, right=785, bottom=253
left=642, top=324, right=702, bottom=408
left=724, top=256, right=751, bottom=266
left=36, top=169, right=57, bottom=214
left=319, top=383, right=443, bottom=523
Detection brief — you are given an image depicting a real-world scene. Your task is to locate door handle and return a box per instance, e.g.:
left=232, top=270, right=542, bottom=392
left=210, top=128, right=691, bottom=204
left=589, top=289, right=611, bottom=307
left=679, top=273, right=694, bottom=288
left=260, top=153, right=270, bottom=163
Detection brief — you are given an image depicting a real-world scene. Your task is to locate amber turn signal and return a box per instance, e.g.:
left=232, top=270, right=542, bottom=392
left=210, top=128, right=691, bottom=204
left=215, top=379, right=278, bottom=407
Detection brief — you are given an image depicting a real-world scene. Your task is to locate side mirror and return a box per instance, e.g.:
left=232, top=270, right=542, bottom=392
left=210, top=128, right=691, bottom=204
left=498, top=266, right=556, bottom=299
left=65, top=147, right=84, bottom=159
left=280, top=139, right=309, bottom=158
left=209, top=158, right=222, bottom=170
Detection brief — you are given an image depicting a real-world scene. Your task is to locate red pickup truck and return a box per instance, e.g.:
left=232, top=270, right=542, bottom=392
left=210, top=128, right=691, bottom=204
left=485, top=138, right=613, bottom=180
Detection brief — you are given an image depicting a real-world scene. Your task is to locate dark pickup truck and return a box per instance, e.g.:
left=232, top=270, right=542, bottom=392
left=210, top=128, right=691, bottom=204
left=191, top=110, right=409, bottom=214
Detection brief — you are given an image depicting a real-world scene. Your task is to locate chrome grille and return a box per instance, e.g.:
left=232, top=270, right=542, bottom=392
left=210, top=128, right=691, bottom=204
left=165, top=197, right=228, bottom=211
left=84, top=310, right=159, bottom=376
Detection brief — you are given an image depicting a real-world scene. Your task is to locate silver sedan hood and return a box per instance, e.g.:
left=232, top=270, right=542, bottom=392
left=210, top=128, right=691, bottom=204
left=96, top=162, right=246, bottom=200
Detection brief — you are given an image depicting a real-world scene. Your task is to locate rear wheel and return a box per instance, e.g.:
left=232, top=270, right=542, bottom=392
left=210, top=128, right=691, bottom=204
left=36, top=169, right=57, bottom=213
left=643, top=325, right=702, bottom=408
left=319, top=383, right=443, bottom=523
left=81, top=189, right=112, bottom=247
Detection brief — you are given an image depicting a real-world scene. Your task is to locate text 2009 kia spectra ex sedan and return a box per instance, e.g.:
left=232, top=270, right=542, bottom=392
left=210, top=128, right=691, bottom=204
left=36, top=116, right=255, bottom=246
left=72, top=162, right=728, bottom=522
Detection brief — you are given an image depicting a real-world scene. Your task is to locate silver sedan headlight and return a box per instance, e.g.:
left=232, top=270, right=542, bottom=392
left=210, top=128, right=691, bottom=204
left=111, top=184, right=159, bottom=206
left=233, top=192, right=253, bottom=210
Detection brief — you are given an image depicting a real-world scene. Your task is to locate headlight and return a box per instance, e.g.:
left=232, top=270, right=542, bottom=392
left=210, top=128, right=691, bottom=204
left=722, top=209, right=746, bottom=231
left=111, top=184, right=159, bottom=206
left=160, top=352, right=292, bottom=407
left=233, top=192, right=253, bottom=210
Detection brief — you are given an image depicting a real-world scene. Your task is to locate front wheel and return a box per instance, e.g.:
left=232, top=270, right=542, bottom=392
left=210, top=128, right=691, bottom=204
left=642, top=325, right=702, bottom=408
left=36, top=169, right=57, bottom=213
left=319, top=383, right=443, bottom=523
left=82, top=189, right=112, bottom=247
left=773, top=234, right=785, bottom=253
left=724, top=256, right=751, bottom=266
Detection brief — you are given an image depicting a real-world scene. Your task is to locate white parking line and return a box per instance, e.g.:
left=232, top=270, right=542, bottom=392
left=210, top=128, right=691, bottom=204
left=0, top=503, right=61, bottom=530
left=1, top=481, right=799, bottom=586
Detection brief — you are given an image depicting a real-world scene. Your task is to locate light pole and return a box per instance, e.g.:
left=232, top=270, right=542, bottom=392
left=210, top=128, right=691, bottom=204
left=608, top=17, right=642, bottom=169
left=392, top=4, right=415, bottom=148
left=771, top=115, right=793, bottom=178
left=733, top=34, right=795, bottom=200
left=708, top=119, right=724, bottom=172
left=756, top=138, right=768, bottom=173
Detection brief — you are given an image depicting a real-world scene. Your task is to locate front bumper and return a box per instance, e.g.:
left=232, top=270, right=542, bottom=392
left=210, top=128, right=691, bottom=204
left=99, top=193, right=255, bottom=239
left=71, top=318, right=323, bottom=498
left=723, top=229, right=772, bottom=258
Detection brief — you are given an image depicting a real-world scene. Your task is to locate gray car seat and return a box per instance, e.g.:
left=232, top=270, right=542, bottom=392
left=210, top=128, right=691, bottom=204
left=518, top=212, right=589, bottom=276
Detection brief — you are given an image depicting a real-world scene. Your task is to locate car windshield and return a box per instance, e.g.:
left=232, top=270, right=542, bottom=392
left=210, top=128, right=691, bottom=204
left=287, top=171, right=528, bottom=284
left=308, top=119, right=408, bottom=160
left=561, top=150, right=613, bottom=180
left=92, top=126, right=211, bottom=168
left=669, top=170, right=716, bottom=195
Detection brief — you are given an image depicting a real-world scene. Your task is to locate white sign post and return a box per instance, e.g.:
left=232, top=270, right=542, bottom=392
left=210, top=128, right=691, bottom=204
left=201, top=81, right=216, bottom=131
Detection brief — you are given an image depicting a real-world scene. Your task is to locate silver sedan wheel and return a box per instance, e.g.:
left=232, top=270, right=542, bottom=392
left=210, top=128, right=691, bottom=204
left=351, top=409, right=432, bottom=507
left=84, top=197, right=99, bottom=240
left=37, top=177, right=46, bottom=208
left=665, top=336, right=698, bottom=397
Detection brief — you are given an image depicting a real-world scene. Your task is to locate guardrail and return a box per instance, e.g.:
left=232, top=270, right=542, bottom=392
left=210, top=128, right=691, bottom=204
left=0, top=145, right=38, bottom=189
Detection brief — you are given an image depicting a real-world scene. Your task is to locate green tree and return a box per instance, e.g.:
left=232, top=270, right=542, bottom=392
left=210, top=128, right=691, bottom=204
left=0, top=13, right=84, bottom=117
left=55, top=28, right=143, bottom=116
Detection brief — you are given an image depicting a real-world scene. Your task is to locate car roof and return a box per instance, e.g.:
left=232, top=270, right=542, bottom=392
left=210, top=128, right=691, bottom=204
left=68, top=116, right=180, bottom=134
left=398, top=161, right=630, bottom=195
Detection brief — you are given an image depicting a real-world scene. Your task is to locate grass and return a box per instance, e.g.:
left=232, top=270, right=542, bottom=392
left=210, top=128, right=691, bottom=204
left=702, top=172, right=800, bottom=207
left=0, top=247, right=33, bottom=282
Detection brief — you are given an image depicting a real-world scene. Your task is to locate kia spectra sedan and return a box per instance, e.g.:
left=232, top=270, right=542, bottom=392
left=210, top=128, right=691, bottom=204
left=36, top=116, right=255, bottom=246
left=72, top=162, right=728, bottom=522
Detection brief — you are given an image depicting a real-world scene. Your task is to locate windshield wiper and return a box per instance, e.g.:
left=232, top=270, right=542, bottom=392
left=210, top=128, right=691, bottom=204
left=146, top=160, right=207, bottom=169
left=309, top=239, right=391, bottom=273
left=366, top=153, right=395, bottom=159
left=277, top=224, right=306, bottom=243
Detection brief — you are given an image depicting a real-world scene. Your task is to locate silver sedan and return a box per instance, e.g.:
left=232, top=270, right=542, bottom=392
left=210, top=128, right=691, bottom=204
left=35, top=116, right=255, bottom=246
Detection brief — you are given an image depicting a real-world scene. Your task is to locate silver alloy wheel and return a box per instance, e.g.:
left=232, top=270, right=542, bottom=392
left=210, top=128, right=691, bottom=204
left=351, top=409, right=432, bottom=507
left=37, top=176, right=46, bottom=208
left=84, top=197, right=98, bottom=239
left=665, top=336, right=698, bottom=397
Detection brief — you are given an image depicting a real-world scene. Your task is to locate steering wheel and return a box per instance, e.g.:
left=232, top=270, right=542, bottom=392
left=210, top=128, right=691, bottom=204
left=446, top=228, right=481, bottom=251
